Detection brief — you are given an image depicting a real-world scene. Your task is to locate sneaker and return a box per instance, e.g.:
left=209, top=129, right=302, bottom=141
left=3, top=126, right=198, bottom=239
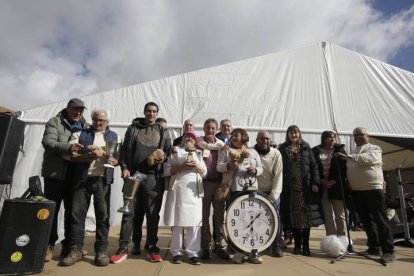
left=216, top=248, right=230, bottom=260
left=247, top=255, right=263, bottom=264
left=189, top=256, right=202, bottom=265
left=172, top=255, right=183, bottom=264
left=147, top=246, right=163, bottom=262
left=200, top=249, right=210, bottom=260
left=110, top=247, right=128, bottom=264
left=380, top=252, right=395, bottom=263
left=95, top=252, right=109, bottom=266
left=131, top=244, right=141, bottom=255
left=232, top=253, right=246, bottom=264
left=271, top=245, right=283, bottom=257
left=45, top=245, right=54, bottom=262
left=59, top=248, right=83, bottom=266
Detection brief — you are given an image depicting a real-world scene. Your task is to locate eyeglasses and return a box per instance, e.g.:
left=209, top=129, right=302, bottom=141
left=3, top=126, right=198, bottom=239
left=353, top=133, right=366, bottom=137
left=92, top=119, right=107, bottom=123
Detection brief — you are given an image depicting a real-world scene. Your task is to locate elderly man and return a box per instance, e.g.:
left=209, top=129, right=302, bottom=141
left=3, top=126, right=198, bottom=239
left=338, top=127, right=395, bottom=263
left=173, top=119, right=195, bottom=146
left=254, top=130, right=284, bottom=257
left=215, top=119, right=233, bottom=144
left=196, top=118, right=229, bottom=260
left=41, top=98, right=88, bottom=261
left=111, top=102, right=171, bottom=264
left=60, top=108, right=120, bottom=267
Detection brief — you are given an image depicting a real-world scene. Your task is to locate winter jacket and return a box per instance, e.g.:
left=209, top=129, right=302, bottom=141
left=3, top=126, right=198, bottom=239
left=312, top=143, right=347, bottom=200
left=279, top=141, right=321, bottom=227
left=41, top=109, right=88, bottom=180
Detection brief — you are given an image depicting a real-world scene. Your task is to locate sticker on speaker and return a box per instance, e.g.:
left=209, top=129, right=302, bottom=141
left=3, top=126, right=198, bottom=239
left=11, top=251, right=22, bottom=262
left=16, top=234, right=30, bottom=246
left=37, top=208, right=50, bottom=220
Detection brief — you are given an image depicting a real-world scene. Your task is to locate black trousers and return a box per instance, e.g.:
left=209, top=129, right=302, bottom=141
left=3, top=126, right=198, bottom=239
left=119, top=174, right=164, bottom=248
left=352, top=189, right=394, bottom=253
left=44, top=177, right=73, bottom=247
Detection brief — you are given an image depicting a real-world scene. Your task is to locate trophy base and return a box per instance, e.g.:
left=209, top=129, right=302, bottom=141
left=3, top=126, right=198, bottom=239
left=104, top=164, right=115, bottom=168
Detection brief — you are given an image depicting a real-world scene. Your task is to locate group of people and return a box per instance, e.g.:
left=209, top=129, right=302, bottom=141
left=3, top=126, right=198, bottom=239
left=40, top=98, right=396, bottom=268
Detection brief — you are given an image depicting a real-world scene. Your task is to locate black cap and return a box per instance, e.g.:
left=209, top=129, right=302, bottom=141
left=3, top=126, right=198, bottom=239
left=67, top=98, right=86, bottom=109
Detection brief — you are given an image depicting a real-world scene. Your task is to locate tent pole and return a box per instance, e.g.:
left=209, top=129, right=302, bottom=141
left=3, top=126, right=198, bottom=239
left=393, top=167, right=414, bottom=247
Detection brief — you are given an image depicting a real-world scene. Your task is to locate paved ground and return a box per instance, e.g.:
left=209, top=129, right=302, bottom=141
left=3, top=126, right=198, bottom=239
left=41, top=226, right=414, bottom=276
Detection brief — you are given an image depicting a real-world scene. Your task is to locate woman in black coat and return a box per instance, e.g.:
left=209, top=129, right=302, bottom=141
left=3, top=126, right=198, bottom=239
left=312, top=131, right=347, bottom=237
left=279, top=125, right=321, bottom=256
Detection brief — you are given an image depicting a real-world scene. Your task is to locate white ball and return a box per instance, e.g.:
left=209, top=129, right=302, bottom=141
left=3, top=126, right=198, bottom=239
left=320, top=235, right=352, bottom=257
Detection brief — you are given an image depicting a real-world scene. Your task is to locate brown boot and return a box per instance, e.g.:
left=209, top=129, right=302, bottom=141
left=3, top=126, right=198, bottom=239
left=95, top=252, right=109, bottom=266
left=45, top=245, right=54, bottom=262
left=59, top=248, right=83, bottom=266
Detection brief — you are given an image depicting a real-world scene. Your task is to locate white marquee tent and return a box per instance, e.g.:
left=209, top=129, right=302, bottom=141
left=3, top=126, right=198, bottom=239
left=2, top=42, right=414, bottom=234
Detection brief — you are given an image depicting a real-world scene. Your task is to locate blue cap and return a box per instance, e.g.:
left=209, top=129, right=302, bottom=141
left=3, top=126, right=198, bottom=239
left=67, top=98, right=86, bottom=109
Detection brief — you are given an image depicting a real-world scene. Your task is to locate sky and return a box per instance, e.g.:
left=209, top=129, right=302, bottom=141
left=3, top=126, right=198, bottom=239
left=1, top=0, right=414, bottom=111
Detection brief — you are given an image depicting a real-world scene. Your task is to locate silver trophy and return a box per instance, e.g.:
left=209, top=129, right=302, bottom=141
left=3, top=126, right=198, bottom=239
left=117, top=172, right=148, bottom=214
left=104, top=140, right=120, bottom=168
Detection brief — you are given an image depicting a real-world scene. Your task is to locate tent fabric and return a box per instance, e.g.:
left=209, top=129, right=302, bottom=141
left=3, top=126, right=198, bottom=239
left=370, top=136, right=414, bottom=170
left=3, top=42, right=414, bottom=234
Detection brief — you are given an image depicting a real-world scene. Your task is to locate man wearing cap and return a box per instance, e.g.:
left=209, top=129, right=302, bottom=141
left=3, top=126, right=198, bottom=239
left=111, top=102, right=171, bottom=264
left=41, top=98, right=89, bottom=262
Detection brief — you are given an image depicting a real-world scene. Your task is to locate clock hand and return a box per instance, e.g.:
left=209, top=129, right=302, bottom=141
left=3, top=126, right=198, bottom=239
left=245, top=212, right=263, bottom=229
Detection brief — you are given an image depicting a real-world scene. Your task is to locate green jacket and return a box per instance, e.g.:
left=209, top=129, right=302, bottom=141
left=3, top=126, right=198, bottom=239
left=41, top=109, right=88, bottom=180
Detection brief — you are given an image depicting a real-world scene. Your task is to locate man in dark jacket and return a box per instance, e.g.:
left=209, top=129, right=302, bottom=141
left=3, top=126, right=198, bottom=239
left=111, top=102, right=171, bottom=264
left=41, top=98, right=88, bottom=261
left=59, top=108, right=119, bottom=267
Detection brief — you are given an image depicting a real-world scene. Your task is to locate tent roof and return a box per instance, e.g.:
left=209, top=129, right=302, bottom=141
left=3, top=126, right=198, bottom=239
left=21, top=42, right=414, bottom=138
left=370, top=136, right=414, bottom=170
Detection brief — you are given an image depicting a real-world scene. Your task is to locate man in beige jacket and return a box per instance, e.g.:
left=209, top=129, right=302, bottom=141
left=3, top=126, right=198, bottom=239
left=337, top=127, right=395, bottom=263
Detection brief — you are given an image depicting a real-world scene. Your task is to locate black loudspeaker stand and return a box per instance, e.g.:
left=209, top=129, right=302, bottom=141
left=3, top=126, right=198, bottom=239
left=0, top=115, right=25, bottom=185
left=330, top=157, right=386, bottom=266
left=0, top=199, right=56, bottom=275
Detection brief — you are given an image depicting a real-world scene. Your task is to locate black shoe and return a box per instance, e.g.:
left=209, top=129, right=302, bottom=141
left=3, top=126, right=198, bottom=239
left=190, top=256, right=202, bottom=265
left=301, top=247, right=311, bottom=256
left=200, top=249, right=210, bottom=260
left=216, top=248, right=230, bottom=260
left=272, top=245, right=283, bottom=257
left=293, top=248, right=301, bottom=255
left=361, top=248, right=382, bottom=256
left=380, top=252, right=395, bottom=263
left=172, top=255, right=183, bottom=264
left=131, top=244, right=141, bottom=255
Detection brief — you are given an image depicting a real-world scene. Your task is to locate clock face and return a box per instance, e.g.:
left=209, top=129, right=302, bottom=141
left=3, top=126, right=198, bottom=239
left=225, top=193, right=278, bottom=254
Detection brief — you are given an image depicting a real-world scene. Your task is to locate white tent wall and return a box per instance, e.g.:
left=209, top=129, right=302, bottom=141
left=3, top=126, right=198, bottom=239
left=2, top=42, right=414, bottom=239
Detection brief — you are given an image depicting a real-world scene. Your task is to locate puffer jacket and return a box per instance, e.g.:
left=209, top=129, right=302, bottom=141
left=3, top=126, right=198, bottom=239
left=41, top=109, right=88, bottom=180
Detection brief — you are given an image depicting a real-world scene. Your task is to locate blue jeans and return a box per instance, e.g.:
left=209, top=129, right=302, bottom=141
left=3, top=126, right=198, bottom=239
left=70, top=177, right=111, bottom=253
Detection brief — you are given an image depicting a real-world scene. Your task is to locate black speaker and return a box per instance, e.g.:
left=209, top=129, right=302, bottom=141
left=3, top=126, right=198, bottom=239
left=0, top=199, right=55, bottom=275
left=0, top=115, right=25, bottom=184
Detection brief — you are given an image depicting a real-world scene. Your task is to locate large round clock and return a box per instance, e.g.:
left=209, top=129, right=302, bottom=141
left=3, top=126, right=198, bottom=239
left=224, top=192, right=279, bottom=255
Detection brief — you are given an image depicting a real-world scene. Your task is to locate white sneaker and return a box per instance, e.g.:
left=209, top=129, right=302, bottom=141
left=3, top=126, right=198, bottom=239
left=232, top=253, right=246, bottom=264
